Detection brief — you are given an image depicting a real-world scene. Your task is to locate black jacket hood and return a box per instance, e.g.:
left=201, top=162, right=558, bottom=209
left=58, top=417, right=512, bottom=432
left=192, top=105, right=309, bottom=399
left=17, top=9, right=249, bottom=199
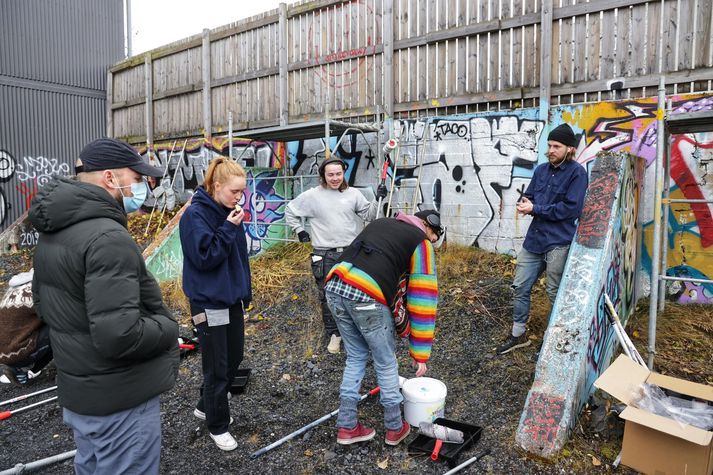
left=29, top=177, right=127, bottom=233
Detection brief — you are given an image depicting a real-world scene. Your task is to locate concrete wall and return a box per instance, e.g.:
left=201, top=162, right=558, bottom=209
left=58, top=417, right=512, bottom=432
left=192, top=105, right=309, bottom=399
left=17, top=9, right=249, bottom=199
left=515, top=152, right=644, bottom=458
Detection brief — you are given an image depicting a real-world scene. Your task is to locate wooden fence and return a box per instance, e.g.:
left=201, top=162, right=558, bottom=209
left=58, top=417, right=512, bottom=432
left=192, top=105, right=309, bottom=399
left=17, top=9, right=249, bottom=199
left=108, top=0, right=713, bottom=144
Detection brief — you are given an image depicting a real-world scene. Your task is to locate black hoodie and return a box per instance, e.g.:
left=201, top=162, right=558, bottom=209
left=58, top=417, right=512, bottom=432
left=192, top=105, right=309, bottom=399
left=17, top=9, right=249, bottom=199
left=29, top=177, right=179, bottom=416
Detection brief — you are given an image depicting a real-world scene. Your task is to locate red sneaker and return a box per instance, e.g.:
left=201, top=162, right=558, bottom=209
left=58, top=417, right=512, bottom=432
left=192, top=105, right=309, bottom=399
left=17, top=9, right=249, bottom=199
left=336, top=422, right=376, bottom=445
left=385, top=421, right=411, bottom=446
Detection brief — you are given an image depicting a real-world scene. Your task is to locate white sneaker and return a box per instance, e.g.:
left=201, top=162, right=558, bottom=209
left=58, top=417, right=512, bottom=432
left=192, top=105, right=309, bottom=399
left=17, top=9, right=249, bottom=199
left=193, top=408, right=234, bottom=425
left=327, top=334, right=342, bottom=354
left=209, top=431, right=238, bottom=451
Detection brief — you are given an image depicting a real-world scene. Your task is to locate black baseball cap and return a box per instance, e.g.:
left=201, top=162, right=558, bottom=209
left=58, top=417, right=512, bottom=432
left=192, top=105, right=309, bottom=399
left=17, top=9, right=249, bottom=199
left=75, top=138, right=163, bottom=177
left=415, top=209, right=443, bottom=237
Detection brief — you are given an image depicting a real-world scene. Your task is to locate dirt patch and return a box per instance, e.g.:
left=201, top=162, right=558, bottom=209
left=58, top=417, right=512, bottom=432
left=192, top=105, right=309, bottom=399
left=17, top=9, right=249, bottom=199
left=2, top=244, right=710, bottom=473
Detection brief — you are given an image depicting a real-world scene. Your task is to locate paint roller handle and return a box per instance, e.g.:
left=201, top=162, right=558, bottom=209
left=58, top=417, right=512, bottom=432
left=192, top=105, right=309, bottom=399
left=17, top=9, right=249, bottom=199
left=368, top=387, right=380, bottom=397
left=0, top=411, right=11, bottom=421
left=431, top=439, right=443, bottom=461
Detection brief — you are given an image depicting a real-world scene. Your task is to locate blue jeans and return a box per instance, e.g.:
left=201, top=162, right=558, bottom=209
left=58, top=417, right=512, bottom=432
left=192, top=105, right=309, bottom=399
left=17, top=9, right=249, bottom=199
left=325, top=291, right=403, bottom=431
left=512, top=246, right=570, bottom=330
left=63, top=396, right=161, bottom=475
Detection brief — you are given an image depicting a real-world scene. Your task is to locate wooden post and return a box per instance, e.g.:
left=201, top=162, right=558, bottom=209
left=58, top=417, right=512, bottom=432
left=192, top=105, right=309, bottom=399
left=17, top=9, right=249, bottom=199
left=383, top=0, right=394, bottom=121
left=144, top=55, right=154, bottom=151
left=278, top=3, right=288, bottom=126
left=202, top=28, right=212, bottom=140
left=106, top=71, right=113, bottom=138
left=538, top=0, right=553, bottom=156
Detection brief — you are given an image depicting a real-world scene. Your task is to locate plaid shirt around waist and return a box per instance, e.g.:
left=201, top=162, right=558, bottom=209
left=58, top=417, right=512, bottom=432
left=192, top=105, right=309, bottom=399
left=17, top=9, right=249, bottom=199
left=325, top=275, right=372, bottom=302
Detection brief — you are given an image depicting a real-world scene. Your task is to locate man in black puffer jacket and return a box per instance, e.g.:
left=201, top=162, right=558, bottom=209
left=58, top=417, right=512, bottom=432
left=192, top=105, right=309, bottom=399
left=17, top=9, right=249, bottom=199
left=29, top=138, right=179, bottom=475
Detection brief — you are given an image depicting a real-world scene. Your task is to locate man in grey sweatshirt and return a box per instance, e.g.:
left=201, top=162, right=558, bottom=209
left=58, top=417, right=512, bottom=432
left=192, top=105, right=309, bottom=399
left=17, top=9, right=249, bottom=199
left=285, top=156, right=387, bottom=353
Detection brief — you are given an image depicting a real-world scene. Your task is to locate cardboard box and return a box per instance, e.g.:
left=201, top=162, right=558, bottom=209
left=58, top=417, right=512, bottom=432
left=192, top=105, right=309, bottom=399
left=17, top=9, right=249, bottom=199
left=594, top=355, right=713, bottom=475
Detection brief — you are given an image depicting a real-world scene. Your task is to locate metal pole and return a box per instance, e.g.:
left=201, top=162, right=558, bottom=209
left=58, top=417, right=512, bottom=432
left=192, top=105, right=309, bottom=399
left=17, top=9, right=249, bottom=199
left=658, top=97, right=673, bottom=311
left=249, top=387, right=380, bottom=459
left=442, top=449, right=491, bottom=475
left=125, top=0, right=132, bottom=57
left=648, top=76, right=666, bottom=369
left=324, top=95, right=330, bottom=160
left=228, top=112, right=233, bottom=160
left=0, top=450, right=76, bottom=475
left=0, top=386, right=57, bottom=407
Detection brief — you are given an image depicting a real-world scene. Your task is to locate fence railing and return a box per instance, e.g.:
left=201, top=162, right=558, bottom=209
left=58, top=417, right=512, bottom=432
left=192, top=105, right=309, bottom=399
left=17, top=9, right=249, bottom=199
left=108, top=0, right=713, bottom=145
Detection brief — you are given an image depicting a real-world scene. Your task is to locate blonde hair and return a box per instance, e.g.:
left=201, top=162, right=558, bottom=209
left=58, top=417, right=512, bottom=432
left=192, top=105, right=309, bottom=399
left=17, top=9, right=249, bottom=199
left=204, top=158, right=247, bottom=196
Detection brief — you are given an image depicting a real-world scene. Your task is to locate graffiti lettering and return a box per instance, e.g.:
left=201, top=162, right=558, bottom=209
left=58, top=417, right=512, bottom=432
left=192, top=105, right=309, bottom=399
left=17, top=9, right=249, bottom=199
left=520, top=392, right=566, bottom=448
left=16, top=156, right=70, bottom=186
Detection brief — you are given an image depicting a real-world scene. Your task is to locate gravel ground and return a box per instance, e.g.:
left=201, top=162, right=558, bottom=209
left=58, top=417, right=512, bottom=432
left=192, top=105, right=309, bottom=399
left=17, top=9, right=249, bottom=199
left=0, top=249, right=633, bottom=474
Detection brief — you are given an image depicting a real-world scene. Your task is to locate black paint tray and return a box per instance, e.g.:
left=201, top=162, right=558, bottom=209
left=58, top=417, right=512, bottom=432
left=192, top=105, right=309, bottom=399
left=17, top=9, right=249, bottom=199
left=229, top=368, right=251, bottom=395
left=407, top=417, right=483, bottom=468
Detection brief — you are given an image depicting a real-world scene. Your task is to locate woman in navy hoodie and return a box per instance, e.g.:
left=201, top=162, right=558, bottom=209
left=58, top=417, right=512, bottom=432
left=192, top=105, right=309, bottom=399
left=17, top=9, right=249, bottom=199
left=180, top=157, right=251, bottom=452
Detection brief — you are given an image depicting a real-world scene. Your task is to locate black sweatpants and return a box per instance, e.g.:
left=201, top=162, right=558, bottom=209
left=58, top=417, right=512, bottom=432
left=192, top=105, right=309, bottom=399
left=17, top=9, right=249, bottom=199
left=191, top=303, right=245, bottom=435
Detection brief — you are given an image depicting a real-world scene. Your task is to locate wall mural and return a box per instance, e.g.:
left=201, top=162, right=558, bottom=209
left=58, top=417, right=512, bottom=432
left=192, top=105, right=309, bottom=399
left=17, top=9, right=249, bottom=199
left=2, top=94, right=712, bottom=303
left=286, top=93, right=713, bottom=303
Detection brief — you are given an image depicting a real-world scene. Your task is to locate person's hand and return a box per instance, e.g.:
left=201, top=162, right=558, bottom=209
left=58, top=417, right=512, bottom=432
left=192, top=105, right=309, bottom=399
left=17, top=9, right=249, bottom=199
left=516, top=196, right=534, bottom=215
left=227, top=207, right=245, bottom=226
left=376, top=184, right=388, bottom=200
left=412, top=360, right=428, bottom=377
left=297, top=230, right=311, bottom=242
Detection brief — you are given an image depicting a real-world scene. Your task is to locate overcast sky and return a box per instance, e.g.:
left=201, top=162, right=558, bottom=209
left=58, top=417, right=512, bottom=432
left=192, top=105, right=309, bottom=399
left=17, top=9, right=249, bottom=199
left=128, top=0, right=289, bottom=55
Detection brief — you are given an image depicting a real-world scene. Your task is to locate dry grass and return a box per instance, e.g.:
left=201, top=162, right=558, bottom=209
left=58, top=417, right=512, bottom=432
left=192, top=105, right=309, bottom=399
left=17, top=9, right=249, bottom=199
left=249, top=243, right=312, bottom=308
left=627, top=301, right=713, bottom=385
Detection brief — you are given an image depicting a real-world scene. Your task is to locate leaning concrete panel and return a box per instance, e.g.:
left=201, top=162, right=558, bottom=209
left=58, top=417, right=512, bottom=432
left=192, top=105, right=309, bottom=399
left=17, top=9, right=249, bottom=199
left=516, top=151, right=644, bottom=458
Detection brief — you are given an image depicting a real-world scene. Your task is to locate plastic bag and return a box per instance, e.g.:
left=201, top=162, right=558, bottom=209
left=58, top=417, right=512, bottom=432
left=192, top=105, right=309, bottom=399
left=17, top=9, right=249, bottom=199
left=631, top=383, right=713, bottom=431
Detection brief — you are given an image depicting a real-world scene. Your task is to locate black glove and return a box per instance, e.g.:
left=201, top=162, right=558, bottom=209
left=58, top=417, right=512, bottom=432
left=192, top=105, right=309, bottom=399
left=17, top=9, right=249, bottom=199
left=297, top=230, right=311, bottom=242
left=376, top=184, right=388, bottom=200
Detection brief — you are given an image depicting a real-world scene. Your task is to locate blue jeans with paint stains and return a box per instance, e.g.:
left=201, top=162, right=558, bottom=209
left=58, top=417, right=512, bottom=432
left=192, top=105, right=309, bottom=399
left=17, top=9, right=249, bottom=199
left=512, top=246, right=570, bottom=329
left=325, top=290, right=403, bottom=431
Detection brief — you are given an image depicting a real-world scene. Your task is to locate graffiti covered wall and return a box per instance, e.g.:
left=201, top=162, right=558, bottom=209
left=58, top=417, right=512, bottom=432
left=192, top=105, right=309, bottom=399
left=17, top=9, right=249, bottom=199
left=138, top=138, right=289, bottom=258
left=286, top=93, right=713, bottom=302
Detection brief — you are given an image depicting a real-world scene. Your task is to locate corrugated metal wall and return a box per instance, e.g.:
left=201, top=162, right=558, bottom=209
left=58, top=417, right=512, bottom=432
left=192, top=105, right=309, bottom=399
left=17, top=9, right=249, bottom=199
left=0, top=0, right=124, bottom=231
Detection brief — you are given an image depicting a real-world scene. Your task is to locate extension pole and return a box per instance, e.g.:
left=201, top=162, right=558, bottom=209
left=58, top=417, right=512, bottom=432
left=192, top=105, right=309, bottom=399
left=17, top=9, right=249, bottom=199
left=442, top=449, right=491, bottom=475
left=249, top=387, right=380, bottom=459
left=0, top=386, right=57, bottom=407
left=0, top=396, right=58, bottom=421
left=0, top=450, right=76, bottom=475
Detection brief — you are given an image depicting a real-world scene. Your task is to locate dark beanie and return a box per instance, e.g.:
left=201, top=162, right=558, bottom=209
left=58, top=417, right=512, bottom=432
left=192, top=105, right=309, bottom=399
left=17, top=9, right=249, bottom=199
left=547, top=124, right=578, bottom=147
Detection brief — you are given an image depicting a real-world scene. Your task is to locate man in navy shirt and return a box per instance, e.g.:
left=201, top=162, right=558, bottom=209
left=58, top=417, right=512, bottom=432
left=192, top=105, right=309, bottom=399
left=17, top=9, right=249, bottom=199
left=496, top=123, right=588, bottom=355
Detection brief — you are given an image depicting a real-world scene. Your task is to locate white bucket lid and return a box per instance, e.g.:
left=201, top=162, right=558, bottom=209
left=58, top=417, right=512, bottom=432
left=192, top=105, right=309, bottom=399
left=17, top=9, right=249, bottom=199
left=402, top=377, right=447, bottom=403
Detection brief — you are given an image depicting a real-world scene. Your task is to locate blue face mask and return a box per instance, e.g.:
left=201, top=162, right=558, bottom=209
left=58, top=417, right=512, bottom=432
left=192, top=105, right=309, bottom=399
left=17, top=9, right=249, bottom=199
left=111, top=174, right=148, bottom=214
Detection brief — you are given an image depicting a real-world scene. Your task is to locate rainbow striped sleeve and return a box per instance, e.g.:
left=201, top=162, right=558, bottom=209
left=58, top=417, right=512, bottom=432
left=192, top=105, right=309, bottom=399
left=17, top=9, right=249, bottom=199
left=325, top=262, right=387, bottom=305
left=406, top=240, right=438, bottom=363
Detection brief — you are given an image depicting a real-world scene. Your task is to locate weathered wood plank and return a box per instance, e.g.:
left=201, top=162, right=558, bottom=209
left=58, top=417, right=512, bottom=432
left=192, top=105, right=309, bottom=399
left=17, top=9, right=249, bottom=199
left=677, top=0, right=694, bottom=71
left=616, top=5, right=632, bottom=78
left=647, top=0, right=662, bottom=74
left=599, top=9, right=616, bottom=80
left=697, top=0, right=713, bottom=67
left=630, top=4, right=646, bottom=75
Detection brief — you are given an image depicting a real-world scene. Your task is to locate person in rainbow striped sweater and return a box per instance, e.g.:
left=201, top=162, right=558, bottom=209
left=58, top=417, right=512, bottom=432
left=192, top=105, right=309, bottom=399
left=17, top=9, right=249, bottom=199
left=324, top=209, right=441, bottom=447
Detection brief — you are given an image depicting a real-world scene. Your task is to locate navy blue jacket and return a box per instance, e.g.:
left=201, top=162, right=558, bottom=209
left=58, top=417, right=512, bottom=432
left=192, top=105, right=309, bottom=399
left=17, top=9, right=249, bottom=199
left=523, top=159, right=588, bottom=254
left=180, top=187, right=252, bottom=309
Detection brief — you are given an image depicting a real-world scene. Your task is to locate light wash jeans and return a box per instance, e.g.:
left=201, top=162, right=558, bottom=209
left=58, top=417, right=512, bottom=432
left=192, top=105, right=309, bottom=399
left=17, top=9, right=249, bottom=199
left=511, top=246, right=570, bottom=331
left=325, top=290, right=403, bottom=431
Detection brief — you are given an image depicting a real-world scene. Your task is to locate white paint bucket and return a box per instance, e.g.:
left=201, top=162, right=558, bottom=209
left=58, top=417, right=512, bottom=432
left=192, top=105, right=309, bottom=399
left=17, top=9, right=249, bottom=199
left=402, top=377, right=447, bottom=427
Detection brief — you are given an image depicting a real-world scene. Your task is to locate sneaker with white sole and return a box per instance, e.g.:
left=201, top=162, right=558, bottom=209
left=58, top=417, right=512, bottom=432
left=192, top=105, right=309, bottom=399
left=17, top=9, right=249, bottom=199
left=327, top=334, right=342, bottom=354
left=193, top=408, right=234, bottom=425
left=209, top=431, right=238, bottom=451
